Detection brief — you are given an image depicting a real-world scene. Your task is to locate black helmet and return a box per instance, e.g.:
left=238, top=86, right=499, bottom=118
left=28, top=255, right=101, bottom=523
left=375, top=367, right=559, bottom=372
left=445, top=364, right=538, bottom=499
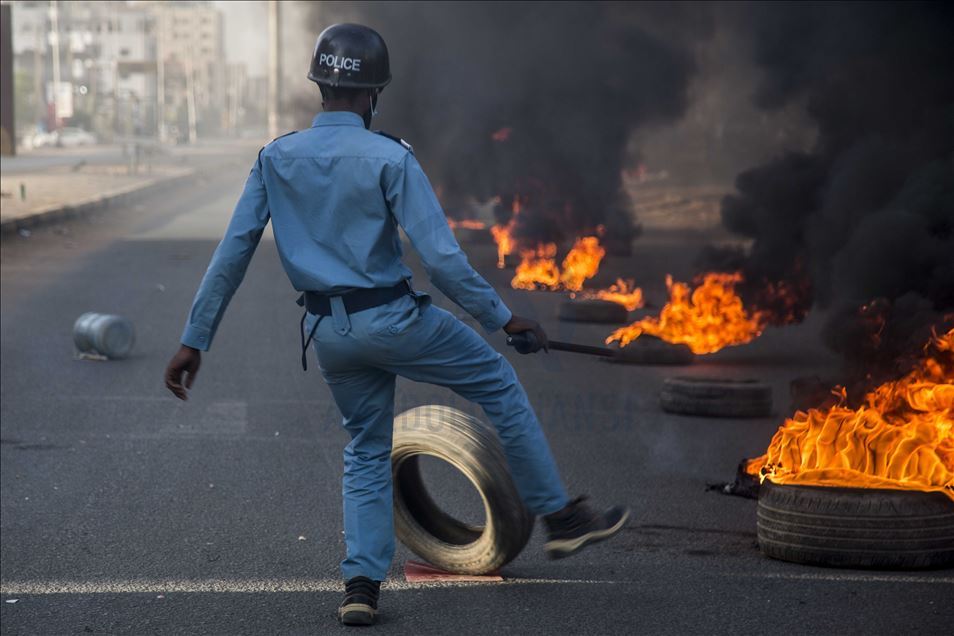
left=308, top=23, right=391, bottom=89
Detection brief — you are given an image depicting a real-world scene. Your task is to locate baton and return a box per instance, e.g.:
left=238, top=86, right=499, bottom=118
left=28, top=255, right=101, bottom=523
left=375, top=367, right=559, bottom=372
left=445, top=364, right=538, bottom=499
left=506, top=331, right=617, bottom=357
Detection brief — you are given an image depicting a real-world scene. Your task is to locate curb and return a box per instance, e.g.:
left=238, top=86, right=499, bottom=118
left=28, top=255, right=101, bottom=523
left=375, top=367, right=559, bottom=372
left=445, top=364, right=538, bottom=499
left=0, top=169, right=199, bottom=236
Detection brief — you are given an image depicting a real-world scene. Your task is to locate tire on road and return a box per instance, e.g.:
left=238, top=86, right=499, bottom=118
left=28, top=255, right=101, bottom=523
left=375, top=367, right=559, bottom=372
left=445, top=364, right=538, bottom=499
left=607, top=336, right=694, bottom=366
left=392, top=405, right=535, bottom=574
left=757, top=480, right=954, bottom=570
left=558, top=299, right=629, bottom=324
left=660, top=376, right=772, bottom=417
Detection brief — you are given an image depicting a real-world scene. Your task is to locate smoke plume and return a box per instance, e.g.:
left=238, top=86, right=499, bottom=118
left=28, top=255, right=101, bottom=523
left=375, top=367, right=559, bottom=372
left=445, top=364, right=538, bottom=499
left=716, top=2, right=954, bottom=360
left=301, top=1, right=713, bottom=251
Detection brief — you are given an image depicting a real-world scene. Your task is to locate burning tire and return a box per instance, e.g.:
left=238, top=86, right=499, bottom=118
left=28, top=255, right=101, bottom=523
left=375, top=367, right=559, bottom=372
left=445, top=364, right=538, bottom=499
left=558, top=299, right=629, bottom=324
left=392, top=405, right=535, bottom=574
left=608, top=336, right=694, bottom=365
left=660, top=377, right=772, bottom=418
left=757, top=481, right=954, bottom=570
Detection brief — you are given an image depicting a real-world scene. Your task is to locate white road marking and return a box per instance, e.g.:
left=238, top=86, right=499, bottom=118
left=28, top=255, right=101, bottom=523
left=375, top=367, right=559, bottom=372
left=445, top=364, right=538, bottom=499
left=0, top=577, right=622, bottom=595
left=734, top=571, right=954, bottom=585
left=0, top=579, right=343, bottom=595
left=4, top=571, right=951, bottom=596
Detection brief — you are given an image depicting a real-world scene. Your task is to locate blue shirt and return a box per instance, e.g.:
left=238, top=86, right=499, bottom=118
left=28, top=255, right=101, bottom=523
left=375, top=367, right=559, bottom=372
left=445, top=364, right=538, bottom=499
left=181, top=111, right=512, bottom=351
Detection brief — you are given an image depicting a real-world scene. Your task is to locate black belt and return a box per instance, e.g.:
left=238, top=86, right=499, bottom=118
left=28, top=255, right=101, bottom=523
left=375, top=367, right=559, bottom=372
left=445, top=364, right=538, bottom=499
left=296, top=280, right=413, bottom=370
left=296, top=280, right=412, bottom=316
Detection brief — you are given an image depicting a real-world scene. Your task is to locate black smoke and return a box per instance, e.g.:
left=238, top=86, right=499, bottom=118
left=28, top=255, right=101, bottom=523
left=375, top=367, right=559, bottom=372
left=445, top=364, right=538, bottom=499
left=301, top=2, right=712, bottom=251
left=716, top=2, right=954, bottom=360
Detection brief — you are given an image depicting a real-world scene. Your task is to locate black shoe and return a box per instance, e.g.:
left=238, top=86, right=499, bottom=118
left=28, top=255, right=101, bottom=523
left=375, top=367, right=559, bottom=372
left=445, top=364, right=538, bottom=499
left=338, top=576, right=380, bottom=626
left=543, top=496, right=630, bottom=559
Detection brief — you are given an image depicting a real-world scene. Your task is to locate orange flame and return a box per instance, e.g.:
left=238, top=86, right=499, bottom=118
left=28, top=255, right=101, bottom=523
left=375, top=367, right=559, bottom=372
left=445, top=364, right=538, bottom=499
left=579, top=278, right=645, bottom=311
left=511, top=243, right=560, bottom=290
left=490, top=223, right=514, bottom=268
left=605, top=272, right=763, bottom=354
left=447, top=218, right=487, bottom=230
left=490, top=196, right=520, bottom=269
left=510, top=236, right=605, bottom=291
left=559, top=237, right=606, bottom=292
left=746, top=328, right=954, bottom=500
left=508, top=235, right=642, bottom=306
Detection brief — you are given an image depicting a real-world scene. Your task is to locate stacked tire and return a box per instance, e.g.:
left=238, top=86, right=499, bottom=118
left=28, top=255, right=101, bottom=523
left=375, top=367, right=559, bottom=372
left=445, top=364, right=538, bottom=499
left=757, top=481, right=954, bottom=569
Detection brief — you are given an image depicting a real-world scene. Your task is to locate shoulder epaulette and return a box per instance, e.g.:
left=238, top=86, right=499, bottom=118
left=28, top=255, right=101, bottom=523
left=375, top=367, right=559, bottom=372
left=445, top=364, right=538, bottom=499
left=259, top=130, right=299, bottom=162
left=267, top=130, right=299, bottom=146
left=375, top=130, right=413, bottom=154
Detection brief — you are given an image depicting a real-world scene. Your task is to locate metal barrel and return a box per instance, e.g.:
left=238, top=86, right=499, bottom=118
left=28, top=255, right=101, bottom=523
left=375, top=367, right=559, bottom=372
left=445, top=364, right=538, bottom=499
left=73, top=312, right=136, bottom=359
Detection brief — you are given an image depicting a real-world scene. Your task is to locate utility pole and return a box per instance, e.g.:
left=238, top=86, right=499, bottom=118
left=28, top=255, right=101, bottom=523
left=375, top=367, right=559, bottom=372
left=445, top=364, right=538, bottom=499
left=183, top=7, right=198, bottom=146
left=267, top=0, right=280, bottom=139
left=0, top=4, right=14, bottom=155
left=33, top=25, right=44, bottom=126
left=228, top=66, right=239, bottom=136
left=156, top=10, right=165, bottom=142
left=111, top=1, right=120, bottom=138
left=186, top=52, right=197, bottom=144
left=49, top=0, right=61, bottom=128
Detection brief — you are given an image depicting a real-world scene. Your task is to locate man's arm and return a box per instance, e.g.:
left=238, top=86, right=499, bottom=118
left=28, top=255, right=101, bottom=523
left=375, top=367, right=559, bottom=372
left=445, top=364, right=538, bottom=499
left=165, top=154, right=270, bottom=400
left=383, top=153, right=514, bottom=332
left=180, top=153, right=270, bottom=350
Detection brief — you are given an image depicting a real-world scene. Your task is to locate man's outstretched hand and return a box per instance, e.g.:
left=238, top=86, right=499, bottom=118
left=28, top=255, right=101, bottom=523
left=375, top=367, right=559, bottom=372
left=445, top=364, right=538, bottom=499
left=165, top=345, right=201, bottom=400
left=503, top=314, right=549, bottom=353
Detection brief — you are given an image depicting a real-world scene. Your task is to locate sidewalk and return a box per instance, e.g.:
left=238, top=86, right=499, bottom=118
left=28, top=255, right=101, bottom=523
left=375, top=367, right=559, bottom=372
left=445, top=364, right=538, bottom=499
left=0, top=139, right=260, bottom=234
left=0, top=164, right=192, bottom=227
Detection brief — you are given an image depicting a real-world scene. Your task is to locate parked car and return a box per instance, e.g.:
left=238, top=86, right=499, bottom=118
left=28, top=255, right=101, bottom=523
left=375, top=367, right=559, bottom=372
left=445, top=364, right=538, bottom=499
left=27, top=128, right=97, bottom=149
left=56, top=127, right=97, bottom=147
left=29, top=130, right=58, bottom=148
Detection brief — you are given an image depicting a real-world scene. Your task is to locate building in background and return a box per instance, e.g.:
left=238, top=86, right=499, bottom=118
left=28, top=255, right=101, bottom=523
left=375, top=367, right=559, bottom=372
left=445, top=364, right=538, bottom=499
left=8, top=0, right=157, bottom=140
left=74, top=1, right=158, bottom=139
left=3, top=0, right=260, bottom=144
left=8, top=0, right=57, bottom=138
left=147, top=0, right=224, bottom=142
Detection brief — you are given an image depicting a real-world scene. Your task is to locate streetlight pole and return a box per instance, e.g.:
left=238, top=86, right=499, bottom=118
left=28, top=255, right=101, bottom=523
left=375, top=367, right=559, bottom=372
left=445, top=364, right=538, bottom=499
left=49, top=0, right=61, bottom=128
left=186, top=49, right=197, bottom=144
left=155, top=10, right=166, bottom=143
left=267, top=0, right=280, bottom=139
left=156, top=10, right=165, bottom=142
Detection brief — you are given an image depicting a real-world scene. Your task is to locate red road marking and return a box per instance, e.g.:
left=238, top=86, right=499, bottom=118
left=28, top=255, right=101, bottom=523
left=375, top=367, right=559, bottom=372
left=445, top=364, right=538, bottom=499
left=403, top=560, right=503, bottom=583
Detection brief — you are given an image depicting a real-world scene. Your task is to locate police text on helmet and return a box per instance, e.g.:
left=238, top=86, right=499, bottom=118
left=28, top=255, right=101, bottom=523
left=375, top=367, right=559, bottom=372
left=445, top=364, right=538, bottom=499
left=319, top=53, right=362, bottom=72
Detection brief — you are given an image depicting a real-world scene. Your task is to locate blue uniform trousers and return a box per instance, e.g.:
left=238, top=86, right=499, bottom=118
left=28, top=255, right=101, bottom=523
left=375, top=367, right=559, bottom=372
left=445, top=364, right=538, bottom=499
left=309, top=294, right=569, bottom=581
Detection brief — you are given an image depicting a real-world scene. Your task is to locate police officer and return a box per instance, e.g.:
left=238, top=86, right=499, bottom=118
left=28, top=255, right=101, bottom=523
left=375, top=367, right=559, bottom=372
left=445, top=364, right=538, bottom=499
left=164, top=23, right=628, bottom=627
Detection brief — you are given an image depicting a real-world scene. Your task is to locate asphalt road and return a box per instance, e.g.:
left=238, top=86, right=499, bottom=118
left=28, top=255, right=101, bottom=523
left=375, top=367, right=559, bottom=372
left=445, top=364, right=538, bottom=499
left=1, top=147, right=951, bottom=635
left=2, top=145, right=133, bottom=175
left=3, top=141, right=255, bottom=176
